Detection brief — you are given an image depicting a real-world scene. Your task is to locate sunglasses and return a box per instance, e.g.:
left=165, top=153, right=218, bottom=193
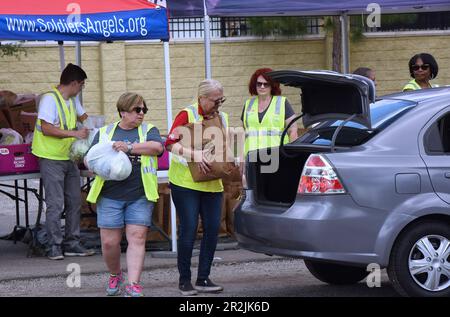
left=131, top=107, right=148, bottom=114
left=257, top=81, right=270, bottom=88
left=210, top=97, right=226, bottom=106
left=412, top=64, right=430, bottom=72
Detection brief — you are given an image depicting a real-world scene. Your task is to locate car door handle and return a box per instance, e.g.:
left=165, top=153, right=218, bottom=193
left=445, top=172, right=450, bottom=179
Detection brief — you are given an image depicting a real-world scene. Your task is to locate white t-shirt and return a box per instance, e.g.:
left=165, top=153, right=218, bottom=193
left=37, top=93, right=85, bottom=128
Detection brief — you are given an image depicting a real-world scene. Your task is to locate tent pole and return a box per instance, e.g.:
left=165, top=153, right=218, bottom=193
left=163, top=40, right=177, bottom=253
left=75, top=41, right=83, bottom=104
left=203, top=0, right=212, bottom=79
left=58, top=41, right=65, bottom=71
left=340, top=13, right=350, bottom=73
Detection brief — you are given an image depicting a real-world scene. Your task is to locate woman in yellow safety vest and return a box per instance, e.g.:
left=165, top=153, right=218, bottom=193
left=86, top=92, right=164, bottom=297
left=241, top=68, right=298, bottom=157
left=403, top=53, right=439, bottom=92
left=165, top=79, right=227, bottom=296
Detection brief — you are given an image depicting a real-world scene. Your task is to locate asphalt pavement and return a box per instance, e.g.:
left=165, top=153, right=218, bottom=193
left=0, top=178, right=278, bottom=284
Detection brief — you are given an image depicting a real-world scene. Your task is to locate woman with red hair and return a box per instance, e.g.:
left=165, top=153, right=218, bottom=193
left=241, top=68, right=298, bottom=156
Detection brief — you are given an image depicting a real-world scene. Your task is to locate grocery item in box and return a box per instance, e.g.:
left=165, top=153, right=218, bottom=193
left=0, top=128, right=23, bottom=145
left=0, top=143, right=39, bottom=175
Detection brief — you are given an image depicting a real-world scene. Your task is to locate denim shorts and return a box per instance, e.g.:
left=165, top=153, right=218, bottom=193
left=96, top=196, right=154, bottom=228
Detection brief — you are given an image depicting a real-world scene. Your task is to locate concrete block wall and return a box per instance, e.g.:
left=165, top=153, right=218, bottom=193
left=350, top=33, right=450, bottom=96
left=1, top=32, right=449, bottom=134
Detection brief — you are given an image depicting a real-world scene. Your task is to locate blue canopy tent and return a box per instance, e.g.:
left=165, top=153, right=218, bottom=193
left=168, top=0, right=450, bottom=75
left=0, top=0, right=179, bottom=252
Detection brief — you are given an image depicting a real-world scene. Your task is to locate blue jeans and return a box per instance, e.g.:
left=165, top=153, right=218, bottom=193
left=170, top=183, right=223, bottom=283
left=96, top=196, right=153, bottom=228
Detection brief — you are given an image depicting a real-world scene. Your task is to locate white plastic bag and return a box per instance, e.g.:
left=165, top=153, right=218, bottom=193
left=70, top=115, right=100, bottom=163
left=69, top=128, right=98, bottom=163
left=0, top=128, right=23, bottom=145
left=85, top=141, right=132, bottom=181
left=69, top=138, right=90, bottom=163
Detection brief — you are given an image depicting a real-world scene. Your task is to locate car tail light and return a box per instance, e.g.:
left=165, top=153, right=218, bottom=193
left=298, top=154, right=346, bottom=194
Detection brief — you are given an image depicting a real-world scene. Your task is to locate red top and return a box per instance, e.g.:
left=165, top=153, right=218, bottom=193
left=165, top=106, right=205, bottom=148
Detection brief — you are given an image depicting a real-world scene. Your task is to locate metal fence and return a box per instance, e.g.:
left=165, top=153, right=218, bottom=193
left=360, top=11, right=450, bottom=32
left=170, top=12, right=450, bottom=40
left=169, top=17, right=321, bottom=39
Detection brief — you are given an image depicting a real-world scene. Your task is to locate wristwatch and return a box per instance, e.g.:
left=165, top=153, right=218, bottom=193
left=127, top=143, right=133, bottom=154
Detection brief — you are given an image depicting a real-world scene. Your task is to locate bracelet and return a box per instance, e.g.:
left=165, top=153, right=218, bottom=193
left=127, top=143, right=133, bottom=154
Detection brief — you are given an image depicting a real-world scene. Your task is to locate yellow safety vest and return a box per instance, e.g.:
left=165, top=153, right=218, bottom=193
left=243, top=96, right=288, bottom=155
left=402, top=79, right=435, bottom=91
left=32, top=87, right=77, bottom=160
left=86, top=121, right=159, bottom=203
left=168, top=103, right=228, bottom=193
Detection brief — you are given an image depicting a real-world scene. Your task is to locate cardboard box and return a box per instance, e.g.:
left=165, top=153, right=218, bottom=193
left=0, top=143, right=39, bottom=175
left=5, top=97, right=37, bottom=137
left=178, top=114, right=240, bottom=182
left=0, top=109, right=11, bottom=129
left=0, top=90, right=17, bottom=109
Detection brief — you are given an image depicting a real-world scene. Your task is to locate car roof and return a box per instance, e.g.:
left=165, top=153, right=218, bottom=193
left=380, top=86, right=450, bottom=104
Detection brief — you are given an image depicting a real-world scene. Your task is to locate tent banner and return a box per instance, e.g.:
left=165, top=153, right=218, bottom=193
left=0, top=0, right=169, bottom=41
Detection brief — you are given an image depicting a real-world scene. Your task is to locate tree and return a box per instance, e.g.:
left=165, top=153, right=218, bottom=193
left=0, top=42, right=27, bottom=59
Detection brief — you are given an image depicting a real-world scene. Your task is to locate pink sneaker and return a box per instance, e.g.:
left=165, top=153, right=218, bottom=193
left=106, top=271, right=124, bottom=296
left=124, top=283, right=144, bottom=297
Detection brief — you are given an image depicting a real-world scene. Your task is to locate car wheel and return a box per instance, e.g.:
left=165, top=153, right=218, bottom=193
left=304, top=260, right=369, bottom=285
left=387, top=220, right=450, bottom=297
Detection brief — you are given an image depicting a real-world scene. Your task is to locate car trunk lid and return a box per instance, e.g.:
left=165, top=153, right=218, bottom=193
left=268, top=70, right=375, bottom=129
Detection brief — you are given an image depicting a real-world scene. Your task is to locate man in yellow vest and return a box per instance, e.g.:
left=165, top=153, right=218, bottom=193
left=86, top=93, right=163, bottom=297
left=32, top=63, right=94, bottom=260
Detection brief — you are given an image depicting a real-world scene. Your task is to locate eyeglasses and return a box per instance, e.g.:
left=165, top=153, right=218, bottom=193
left=257, top=81, right=270, bottom=88
left=412, top=64, right=430, bottom=72
left=210, top=97, right=226, bottom=106
left=131, top=107, right=148, bottom=114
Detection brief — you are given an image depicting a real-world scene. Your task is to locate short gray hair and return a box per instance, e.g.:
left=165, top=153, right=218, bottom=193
left=197, top=79, right=223, bottom=98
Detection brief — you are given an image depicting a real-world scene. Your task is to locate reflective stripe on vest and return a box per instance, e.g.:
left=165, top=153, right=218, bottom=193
left=243, top=96, right=287, bottom=155
left=168, top=103, right=226, bottom=193
left=31, top=88, right=77, bottom=160
left=86, top=122, right=159, bottom=203
left=245, top=130, right=283, bottom=137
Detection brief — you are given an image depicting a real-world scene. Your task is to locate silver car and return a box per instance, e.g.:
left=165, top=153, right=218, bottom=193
left=235, top=70, right=450, bottom=297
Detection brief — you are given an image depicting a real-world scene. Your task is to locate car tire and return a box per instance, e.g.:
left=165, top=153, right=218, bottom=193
left=304, top=260, right=369, bottom=285
left=387, top=220, right=450, bottom=297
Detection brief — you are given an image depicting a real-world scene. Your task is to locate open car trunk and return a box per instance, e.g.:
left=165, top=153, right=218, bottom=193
left=245, top=70, right=376, bottom=208
left=246, top=145, right=337, bottom=207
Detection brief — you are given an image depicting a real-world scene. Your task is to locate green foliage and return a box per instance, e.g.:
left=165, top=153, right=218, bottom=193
left=381, top=14, right=418, bottom=29
left=322, top=17, right=335, bottom=34
left=0, top=43, right=27, bottom=59
left=248, top=17, right=308, bottom=37
left=350, top=13, right=419, bottom=32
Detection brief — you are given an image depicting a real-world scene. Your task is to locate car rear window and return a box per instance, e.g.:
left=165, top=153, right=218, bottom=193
left=299, top=99, right=417, bottom=146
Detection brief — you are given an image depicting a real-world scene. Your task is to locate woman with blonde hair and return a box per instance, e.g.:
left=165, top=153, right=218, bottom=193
left=166, top=79, right=227, bottom=296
